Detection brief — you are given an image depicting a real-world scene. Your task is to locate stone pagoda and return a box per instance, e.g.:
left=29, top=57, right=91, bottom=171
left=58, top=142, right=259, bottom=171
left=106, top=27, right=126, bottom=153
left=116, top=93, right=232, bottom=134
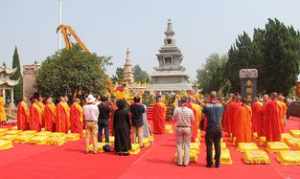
left=0, top=63, right=19, bottom=105
left=150, top=19, right=191, bottom=92
left=122, top=48, right=134, bottom=85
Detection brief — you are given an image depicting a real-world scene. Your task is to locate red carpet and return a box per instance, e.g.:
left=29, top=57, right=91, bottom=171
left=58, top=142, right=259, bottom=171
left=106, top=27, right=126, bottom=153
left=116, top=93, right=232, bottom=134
left=0, top=119, right=300, bottom=179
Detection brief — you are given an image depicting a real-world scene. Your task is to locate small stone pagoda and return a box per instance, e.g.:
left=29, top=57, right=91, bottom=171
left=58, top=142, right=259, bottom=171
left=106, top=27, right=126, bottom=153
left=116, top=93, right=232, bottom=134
left=150, top=19, right=191, bottom=92
left=123, top=48, right=134, bottom=85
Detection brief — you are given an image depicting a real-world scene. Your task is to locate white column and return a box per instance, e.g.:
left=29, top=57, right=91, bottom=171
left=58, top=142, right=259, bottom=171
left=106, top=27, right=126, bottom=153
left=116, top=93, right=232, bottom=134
left=10, top=89, right=14, bottom=104
left=2, top=89, right=6, bottom=105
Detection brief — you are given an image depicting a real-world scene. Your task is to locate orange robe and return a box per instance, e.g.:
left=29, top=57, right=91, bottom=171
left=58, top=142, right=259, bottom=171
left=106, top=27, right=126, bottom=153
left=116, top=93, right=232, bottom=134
left=231, top=101, right=242, bottom=137
left=276, top=101, right=287, bottom=132
left=0, top=96, right=6, bottom=123
left=29, top=102, right=43, bottom=131
left=235, top=105, right=252, bottom=143
left=44, top=103, right=56, bottom=132
left=17, top=101, right=29, bottom=130
left=70, top=102, right=83, bottom=134
left=56, top=102, right=70, bottom=133
left=251, top=101, right=263, bottom=135
left=152, top=102, right=167, bottom=134
left=37, top=101, right=45, bottom=127
left=264, top=100, right=281, bottom=141
left=222, top=101, right=234, bottom=134
left=187, top=103, right=202, bottom=142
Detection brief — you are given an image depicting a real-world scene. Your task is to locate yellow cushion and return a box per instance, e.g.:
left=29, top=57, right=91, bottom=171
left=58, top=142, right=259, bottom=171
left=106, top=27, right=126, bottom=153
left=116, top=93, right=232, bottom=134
left=0, top=139, right=13, bottom=150
left=20, top=130, right=38, bottom=135
left=29, top=135, right=49, bottom=145
left=0, top=128, right=9, bottom=133
left=213, top=148, right=232, bottom=165
left=66, top=133, right=80, bottom=141
left=243, top=150, right=271, bottom=164
left=142, top=138, right=151, bottom=147
left=49, top=132, right=66, bottom=137
left=0, top=134, right=18, bottom=142
left=5, top=130, right=22, bottom=135
left=238, top=143, right=259, bottom=152
left=131, top=143, right=140, bottom=151
left=174, top=151, right=199, bottom=163
left=190, top=143, right=200, bottom=150
left=277, top=150, right=300, bottom=165
left=14, top=134, right=35, bottom=143
left=289, top=130, right=300, bottom=138
left=35, top=131, right=52, bottom=136
left=47, top=135, right=66, bottom=146
left=129, top=148, right=141, bottom=155
left=281, top=133, right=293, bottom=141
left=266, top=142, right=289, bottom=153
left=284, top=137, right=300, bottom=149
left=165, top=124, right=174, bottom=134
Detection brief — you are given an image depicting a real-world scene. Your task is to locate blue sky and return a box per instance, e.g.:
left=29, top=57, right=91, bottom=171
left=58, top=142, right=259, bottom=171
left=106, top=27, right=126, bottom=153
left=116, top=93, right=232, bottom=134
left=1, top=0, right=300, bottom=80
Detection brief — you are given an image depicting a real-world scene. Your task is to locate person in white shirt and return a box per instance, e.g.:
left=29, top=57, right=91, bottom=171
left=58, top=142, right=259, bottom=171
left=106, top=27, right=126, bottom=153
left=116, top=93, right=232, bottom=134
left=83, top=94, right=99, bottom=154
left=173, top=96, right=194, bottom=166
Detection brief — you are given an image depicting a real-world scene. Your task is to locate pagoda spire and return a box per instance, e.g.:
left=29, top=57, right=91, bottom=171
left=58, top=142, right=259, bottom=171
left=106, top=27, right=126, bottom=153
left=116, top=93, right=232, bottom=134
left=125, top=48, right=132, bottom=65
left=164, top=19, right=176, bottom=46
left=123, top=48, right=134, bottom=85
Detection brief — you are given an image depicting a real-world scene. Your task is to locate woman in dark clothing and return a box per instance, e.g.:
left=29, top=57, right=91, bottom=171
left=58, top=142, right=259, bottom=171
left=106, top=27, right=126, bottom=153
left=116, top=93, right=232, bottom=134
left=113, top=99, right=131, bottom=155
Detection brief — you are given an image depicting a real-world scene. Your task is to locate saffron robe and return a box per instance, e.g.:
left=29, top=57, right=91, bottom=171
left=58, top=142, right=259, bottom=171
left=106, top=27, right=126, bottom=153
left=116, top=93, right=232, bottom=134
left=264, top=100, right=282, bottom=141
left=29, top=102, right=43, bottom=131
left=70, top=102, right=83, bottom=134
left=152, top=102, right=167, bottom=134
left=0, top=97, right=6, bottom=122
left=251, top=101, right=263, bottom=134
left=235, top=105, right=252, bottom=144
left=56, top=102, right=70, bottom=133
left=44, top=103, right=56, bottom=132
left=17, top=101, right=29, bottom=130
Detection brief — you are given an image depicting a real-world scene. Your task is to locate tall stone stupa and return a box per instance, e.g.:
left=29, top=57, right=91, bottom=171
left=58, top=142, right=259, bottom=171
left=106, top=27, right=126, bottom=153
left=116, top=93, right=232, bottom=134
left=123, top=48, right=134, bottom=85
left=150, top=19, right=192, bottom=92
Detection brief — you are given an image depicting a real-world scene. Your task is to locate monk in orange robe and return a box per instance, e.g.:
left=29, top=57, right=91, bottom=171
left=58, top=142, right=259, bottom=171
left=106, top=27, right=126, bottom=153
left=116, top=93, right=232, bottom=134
left=277, top=95, right=287, bottom=132
left=186, top=97, right=202, bottom=142
left=0, top=95, right=6, bottom=127
left=17, top=98, right=29, bottom=130
left=56, top=95, right=70, bottom=133
left=37, top=96, right=45, bottom=127
left=222, top=94, right=235, bottom=135
left=29, top=97, right=43, bottom=131
left=251, top=97, right=263, bottom=135
left=264, top=93, right=282, bottom=141
left=235, top=101, right=252, bottom=144
left=44, top=96, right=56, bottom=132
left=70, top=98, right=83, bottom=134
left=152, top=96, right=167, bottom=134
left=231, top=95, right=242, bottom=139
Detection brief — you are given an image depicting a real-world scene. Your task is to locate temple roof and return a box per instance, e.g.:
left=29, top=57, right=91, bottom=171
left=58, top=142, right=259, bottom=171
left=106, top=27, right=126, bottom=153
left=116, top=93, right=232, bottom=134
left=0, top=66, right=17, bottom=75
left=0, top=78, right=19, bottom=87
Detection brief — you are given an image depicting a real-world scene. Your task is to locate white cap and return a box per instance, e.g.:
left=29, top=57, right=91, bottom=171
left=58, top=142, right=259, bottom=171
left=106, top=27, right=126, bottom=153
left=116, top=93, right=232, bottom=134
left=86, top=94, right=96, bottom=103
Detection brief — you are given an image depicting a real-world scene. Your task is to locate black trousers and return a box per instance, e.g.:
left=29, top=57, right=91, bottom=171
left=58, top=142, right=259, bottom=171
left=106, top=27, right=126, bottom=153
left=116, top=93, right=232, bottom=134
left=205, top=129, right=222, bottom=166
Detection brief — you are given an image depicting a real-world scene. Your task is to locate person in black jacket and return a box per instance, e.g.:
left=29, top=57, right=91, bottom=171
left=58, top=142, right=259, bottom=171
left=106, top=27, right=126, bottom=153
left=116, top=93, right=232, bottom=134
left=97, top=96, right=112, bottom=143
left=130, top=96, right=145, bottom=147
left=113, top=99, right=131, bottom=155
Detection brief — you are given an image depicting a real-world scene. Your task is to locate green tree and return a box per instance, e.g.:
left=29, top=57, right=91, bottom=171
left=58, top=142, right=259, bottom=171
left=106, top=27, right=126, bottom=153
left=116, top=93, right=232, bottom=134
left=133, top=65, right=149, bottom=83
left=196, top=53, right=228, bottom=93
left=36, top=45, right=111, bottom=99
left=111, top=67, right=124, bottom=84
left=11, top=47, right=23, bottom=103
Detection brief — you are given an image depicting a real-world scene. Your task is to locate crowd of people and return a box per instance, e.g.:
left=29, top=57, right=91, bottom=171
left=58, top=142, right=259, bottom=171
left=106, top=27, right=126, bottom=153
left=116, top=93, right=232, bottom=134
left=10, top=90, right=291, bottom=168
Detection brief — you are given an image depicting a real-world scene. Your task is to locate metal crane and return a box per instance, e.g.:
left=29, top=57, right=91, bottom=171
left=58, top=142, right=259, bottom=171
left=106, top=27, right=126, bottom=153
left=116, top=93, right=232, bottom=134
left=56, top=24, right=91, bottom=53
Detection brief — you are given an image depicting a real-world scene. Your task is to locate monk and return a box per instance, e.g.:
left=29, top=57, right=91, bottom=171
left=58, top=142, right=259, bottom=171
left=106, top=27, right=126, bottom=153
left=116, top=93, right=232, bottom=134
left=56, top=95, right=70, bottom=133
left=17, top=97, right=29, bottom=130
left=260, top=94, right=270, bottom=137
left=37, top=95, right=45, bottom=127
left=0, top=95, right=6, bottom=127
left=222, top=94, right=235, bottom=135
left=235, top=99, right=252, bottom=144
left=251, top=97, right=263, bottom=135
left=231, top=95, right=242, bottom=139
left=264, top=93, right=282, bottom=141
left=29, top=97, right=43, bottom=131
left=277, top=95, right=287, bottom=132
left=186, top=97, right=202, bottom=142
left=70, top=98, right=83, bottom=134
left=44, top=96, right=56, bottom=132
left=152, top=96, right=167, bottom=134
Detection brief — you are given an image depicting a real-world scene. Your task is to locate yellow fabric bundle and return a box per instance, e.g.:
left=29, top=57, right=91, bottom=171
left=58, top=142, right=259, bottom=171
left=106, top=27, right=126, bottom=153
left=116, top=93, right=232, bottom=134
left=129, top=143, right=141, bottom=155
left=0, top=134, right=18, bottom=142
left=35, top=131, right=52, bottom=136
left=29, top=135, right=49, bottom=145
left=281, top=133, right=293, bottom=141
left=243, top=150, right=271, bottom=164
left=88, top=143, right=107, bottom=153
left=174, top=150, right=199, bottom=163
left=0, top=139, right=13, bottom=150
left=47, top=133, right=66, bottom=146
left=238, top=143, right=259, bottom=152
left=277, top=150, right=300, bottom=165
left=190, top=143, right=200, bottom=151
left=20, top=130, right=38, bottom=135
left=266, top=142, right=289, bottom=153
left=66, top=133, right=80, bottom=142
left=14, top=134, right=35, bottom=144
left=142, top=137, right=151, bottom=148
left=165, top=124, right=174, bottom=134
left=0, top=128, right=8, bottom=135
left=5, top=130, right=22, bottom=135
left=289, top=130, right=300, bottom=138
left=212, top=149, right=232, bottom=165
left=284, top=137, right=300, bottom=149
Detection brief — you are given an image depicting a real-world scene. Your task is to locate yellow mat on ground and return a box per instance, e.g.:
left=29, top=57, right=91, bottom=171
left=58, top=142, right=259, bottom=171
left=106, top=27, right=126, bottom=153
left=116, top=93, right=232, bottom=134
left=0, top=139, right=13, bottom=150
left=165, top=124, right=174, bottom=134
left=14, top=134, right=35, bottom=144
left=281, top=133, right=293, bottom=141
left=47, top=134, right=66, bottom=146
left=66, top=133, right=80, bottom=142
left=29, top=135, right=49, bottom=145
left=277, top=150, right=300, bottom=165
left=243, top=150, right=271, bottom=164
left=212, top=148, right=232, bottom=165
left=266, top=142, right=289, bottom=153
left=0, top=134, right=18, bottom=142
left=238, top=142, right=259, bottom=152
left=35, top=131, right=52, bottom=136
left=284, top=137, right=300, bottom=149
left=20, top=130, right=38, bottom=135
left=0, top=128, right=9, bottom=134
left=174, top=150, right=199, bottom=163
left=142, top=137, right=152, bottom=148
left=88, top=143, right=109, bottom=153
left=5, top=130, right=22, bottom=135
left=289, top=130, right=300, bottom=138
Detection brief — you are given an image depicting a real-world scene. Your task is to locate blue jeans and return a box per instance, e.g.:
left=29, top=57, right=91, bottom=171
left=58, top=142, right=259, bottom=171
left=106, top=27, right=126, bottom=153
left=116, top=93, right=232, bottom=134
left=98, top=125, right=109, bottom=143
